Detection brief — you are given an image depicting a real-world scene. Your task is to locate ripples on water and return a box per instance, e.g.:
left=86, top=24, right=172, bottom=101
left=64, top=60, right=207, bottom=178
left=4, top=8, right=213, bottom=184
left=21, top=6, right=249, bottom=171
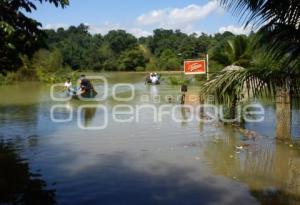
left=0, top=73, right=300, bottom=205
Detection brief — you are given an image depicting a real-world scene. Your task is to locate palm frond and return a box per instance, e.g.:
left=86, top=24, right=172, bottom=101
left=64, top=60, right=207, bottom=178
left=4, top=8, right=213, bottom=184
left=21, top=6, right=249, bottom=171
left=211, top=35, right=252, bottom=68
left=255, top=23, right=300, bottom=67
left=219, top=0, right=300, bottom=29
left=218, top=0, right=300, bottom=69
left=200, top=67, right=300, bottom=106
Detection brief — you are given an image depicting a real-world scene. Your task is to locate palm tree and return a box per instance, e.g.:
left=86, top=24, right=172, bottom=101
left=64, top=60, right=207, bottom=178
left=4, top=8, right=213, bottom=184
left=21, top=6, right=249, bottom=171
left=211, top=35, right=252, bottom=68
left=208, top=35, right=253, bottom=120
left=219, top=0, right=300, bottom=71
left=202, top=0, right=300, bottom=139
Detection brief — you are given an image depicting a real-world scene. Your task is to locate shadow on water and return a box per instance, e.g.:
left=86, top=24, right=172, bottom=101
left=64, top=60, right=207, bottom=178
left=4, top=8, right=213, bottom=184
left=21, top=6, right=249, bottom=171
left=0, top=140, right=56, bottom=205
left=251, top=189, right=300, bottom=205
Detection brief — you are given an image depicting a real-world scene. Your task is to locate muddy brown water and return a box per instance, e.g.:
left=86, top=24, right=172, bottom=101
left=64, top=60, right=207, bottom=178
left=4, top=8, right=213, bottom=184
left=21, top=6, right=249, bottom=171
left=0, top=72, right=300, bottom=205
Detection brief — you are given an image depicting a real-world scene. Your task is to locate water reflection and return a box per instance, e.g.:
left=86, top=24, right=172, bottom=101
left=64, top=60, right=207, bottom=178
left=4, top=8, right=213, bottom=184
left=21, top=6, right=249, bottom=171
left=202, top=132, right=300, bottom=205
left=0, top=74, right=300, bottom=205
left=81, top=107, right=97, bottom=127
left=54, top=152, right=258, bottom=205
left=0, top=104, right=39, bottom=138
left=0, top=140, right=56, bottom=205
left=180, top=107, right=191, bottom=127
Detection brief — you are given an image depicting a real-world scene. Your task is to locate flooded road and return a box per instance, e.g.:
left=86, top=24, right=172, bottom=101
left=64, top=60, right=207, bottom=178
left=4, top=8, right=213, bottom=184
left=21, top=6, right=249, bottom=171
left=0, top=73, right=300, bottom=205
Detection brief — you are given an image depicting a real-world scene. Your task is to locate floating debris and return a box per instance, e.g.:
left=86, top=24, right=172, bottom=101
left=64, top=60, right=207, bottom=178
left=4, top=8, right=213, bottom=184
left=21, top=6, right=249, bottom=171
left=235, top=127, right=262, bottom=139
left=184, top=142, right=202, bottom=147
left=236, top=146, right=244, bottom=150
left=235, top=144, right=250, bottom=150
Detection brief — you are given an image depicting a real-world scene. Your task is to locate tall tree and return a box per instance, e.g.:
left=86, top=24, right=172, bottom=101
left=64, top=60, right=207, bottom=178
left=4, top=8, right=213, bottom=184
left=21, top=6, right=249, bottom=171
left=104, top=30, right=137, bottom=55
left=203, top=0, right=300, bottom=139
left=0, top=0, right=69, bottom=73
left=118, top=47, right=148, bottom=71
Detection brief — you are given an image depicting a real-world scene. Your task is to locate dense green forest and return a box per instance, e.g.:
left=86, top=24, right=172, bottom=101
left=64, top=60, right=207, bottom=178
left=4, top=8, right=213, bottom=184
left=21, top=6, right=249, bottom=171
left=1, top=23, right=255, bottom=83
left=0, top=0, right=259, bottom=84
left=43, top=24, right=245, bottom=72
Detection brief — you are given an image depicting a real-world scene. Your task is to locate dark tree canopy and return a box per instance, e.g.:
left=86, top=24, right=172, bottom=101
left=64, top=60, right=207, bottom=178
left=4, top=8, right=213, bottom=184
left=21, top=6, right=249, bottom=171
left=104, top=30, right=138, bottom=55
left=0, top=0, right=69, bottom=73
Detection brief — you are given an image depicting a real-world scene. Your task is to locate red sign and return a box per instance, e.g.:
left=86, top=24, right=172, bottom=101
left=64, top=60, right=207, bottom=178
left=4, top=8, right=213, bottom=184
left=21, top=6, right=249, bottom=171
left=184, top=60, right=206, bottom=75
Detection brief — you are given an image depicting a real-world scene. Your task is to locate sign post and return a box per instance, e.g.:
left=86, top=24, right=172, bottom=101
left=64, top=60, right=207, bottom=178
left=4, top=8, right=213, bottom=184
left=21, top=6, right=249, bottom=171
left=184, top=60, right=206, bottom=75
left=183, top=55, right=209, bottom=80
left=206, top=54, right=209, bottom=81
left=182, top=55, right=209, bottom=104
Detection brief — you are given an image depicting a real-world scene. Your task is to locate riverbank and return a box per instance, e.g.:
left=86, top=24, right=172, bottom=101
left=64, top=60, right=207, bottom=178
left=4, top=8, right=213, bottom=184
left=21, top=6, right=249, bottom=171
left=0, top=70, right=206, bottom=86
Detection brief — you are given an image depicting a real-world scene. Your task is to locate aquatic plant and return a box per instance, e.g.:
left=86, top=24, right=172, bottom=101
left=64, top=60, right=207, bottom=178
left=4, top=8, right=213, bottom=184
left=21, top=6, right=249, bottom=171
left=168, top=74, right=192, bottom=85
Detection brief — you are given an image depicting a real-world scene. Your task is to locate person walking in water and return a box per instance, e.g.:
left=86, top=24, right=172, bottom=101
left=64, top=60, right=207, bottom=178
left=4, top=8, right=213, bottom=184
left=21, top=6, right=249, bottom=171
left=78, top=74, right=97, bottom=98
left=64, top=78, right=72, bottom=92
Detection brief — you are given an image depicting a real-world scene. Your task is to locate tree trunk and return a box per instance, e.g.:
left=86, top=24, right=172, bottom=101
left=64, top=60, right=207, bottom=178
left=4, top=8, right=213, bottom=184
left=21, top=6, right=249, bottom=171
left=229, top=95, right=238, bottom=120
left=276, top=87, right=291, bottom=140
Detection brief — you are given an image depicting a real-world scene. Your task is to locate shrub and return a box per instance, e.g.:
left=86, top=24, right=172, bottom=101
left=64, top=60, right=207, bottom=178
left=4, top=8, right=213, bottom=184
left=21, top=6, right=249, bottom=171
left=168, top=74, right=192, bottom=85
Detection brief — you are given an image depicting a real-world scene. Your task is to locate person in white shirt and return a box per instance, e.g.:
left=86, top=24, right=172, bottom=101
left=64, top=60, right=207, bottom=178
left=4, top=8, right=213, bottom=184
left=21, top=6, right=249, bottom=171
left=152, top=75, right=158, bottom=84
left=64, top=78, right=72, bottom=92
left=149, top=73, right=153, bottom=82
left=151, top=73, right=159, bottom=84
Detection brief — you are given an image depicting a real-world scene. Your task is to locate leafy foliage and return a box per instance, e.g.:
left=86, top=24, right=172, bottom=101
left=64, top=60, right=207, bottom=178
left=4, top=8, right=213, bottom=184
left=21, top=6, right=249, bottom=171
left=118, top=47, right=148, bottom=71
left=201, top=0, right=300, bottom=122
left=104, top=30, right=137, bottom=55
left=158, top=49, right=181, bottom=71
left=211, top=35, right=252, bottom=68
left=37, top=26, right=237, bottom=72
left=0, top=0, right=69, bottom=73
left=168, top=74, right=192, bottom=85
left=219, top=0, right=300, bottom=70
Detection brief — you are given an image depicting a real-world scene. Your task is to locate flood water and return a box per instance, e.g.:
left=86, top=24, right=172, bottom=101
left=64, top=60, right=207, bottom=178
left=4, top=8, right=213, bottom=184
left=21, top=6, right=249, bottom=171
left=1, top=72, right=300, bottom=205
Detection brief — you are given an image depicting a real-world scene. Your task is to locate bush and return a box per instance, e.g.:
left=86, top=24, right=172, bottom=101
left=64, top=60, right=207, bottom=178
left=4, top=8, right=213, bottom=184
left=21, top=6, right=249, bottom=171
left=118, top=47, right=148, bottom=71
left=0, top=73, right=7, bottom=85
left=135, top=66, right=145, bottom=72
left=102, top=60, right=118, bottom=71
left=194, top=74, right=207, bottom=81
left=145, top=58, right=159, bottom=71
left=158, top=49, right=181, bottom=71
left=168, top=74, right=192, bottom=85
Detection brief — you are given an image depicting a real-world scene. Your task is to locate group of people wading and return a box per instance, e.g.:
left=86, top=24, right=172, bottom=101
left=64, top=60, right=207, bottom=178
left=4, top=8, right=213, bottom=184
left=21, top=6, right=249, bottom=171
left=64, top=74, right=97, bottom=98
left=145, top=73, right=160, bottom=85
left=64, top=72, right=161, bottom=99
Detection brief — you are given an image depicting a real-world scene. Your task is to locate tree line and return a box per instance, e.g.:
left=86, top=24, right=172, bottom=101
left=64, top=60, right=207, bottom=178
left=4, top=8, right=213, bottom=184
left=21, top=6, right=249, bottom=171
left=1, top=22, right=255, bottom=83
left=0, top=0, right=257, bottom=83
left=42, top=24, right=248, bottom=72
